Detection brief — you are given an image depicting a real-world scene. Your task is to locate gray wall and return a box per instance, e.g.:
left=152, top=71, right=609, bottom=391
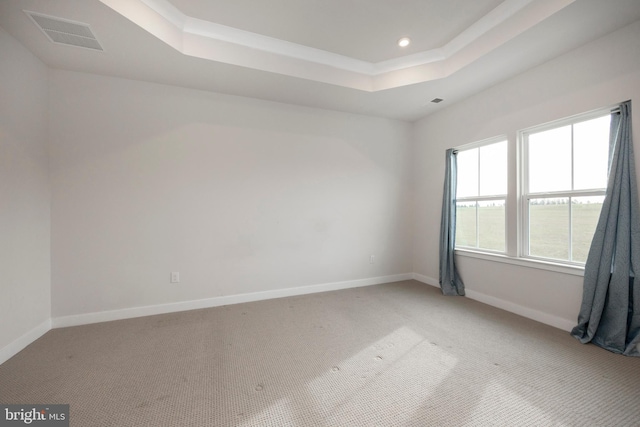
left=0, top=27, right=51, bottom=361
left=48, top=70, right=413, bottom=319
left=412, top=20, right=640, bottom=330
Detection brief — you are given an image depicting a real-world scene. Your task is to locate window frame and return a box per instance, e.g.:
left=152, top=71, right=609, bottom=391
left=519, top=108, right=610, bottom=266
left=452, top=105, right=616, bottom=275
left=454, top=136, right=508, bottom=254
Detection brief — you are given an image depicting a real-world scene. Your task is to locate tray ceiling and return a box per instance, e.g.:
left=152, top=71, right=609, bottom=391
left=1, top=0, right=640, bottom=120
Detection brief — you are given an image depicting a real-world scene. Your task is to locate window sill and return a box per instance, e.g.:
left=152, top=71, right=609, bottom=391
left=454, top=249, right=585, bottom=277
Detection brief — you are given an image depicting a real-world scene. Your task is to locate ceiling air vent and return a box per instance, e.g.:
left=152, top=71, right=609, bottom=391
left=25, top=11, right=103, bottom=51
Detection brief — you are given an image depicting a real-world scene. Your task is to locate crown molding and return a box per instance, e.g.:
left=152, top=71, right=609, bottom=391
left=100, top=0, right=576, bottom=91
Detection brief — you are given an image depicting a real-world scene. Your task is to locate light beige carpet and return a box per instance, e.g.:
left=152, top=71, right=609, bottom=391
left=1, top=280, right=639, bottom=426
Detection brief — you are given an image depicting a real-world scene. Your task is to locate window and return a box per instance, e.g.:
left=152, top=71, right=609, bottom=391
left=455, top=139, right=507, bottom=252
left=522, top=113, right=610, bottom=263
left=453, top=106, right=614, bottom=269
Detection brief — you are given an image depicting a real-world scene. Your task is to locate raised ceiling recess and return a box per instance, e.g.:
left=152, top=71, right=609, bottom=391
left=99, top=0, right=576, bottom=91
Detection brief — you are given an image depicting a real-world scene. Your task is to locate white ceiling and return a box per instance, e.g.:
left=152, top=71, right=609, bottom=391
left=1, top=0, right=640, bottom=121
left=167, top=0, right=504, bottom=63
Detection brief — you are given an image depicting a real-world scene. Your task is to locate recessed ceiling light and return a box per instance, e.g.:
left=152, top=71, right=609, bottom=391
left=398, top=37, right=411, bottom=48
left=431, top=98, right=444, bottom=103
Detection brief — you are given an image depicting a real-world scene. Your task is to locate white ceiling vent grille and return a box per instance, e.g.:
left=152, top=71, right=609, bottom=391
left=25, top=11, right=103, bottom=51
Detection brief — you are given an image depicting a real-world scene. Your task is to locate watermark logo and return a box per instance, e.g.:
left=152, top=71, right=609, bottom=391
left=0, top=405, right=69, bottom=426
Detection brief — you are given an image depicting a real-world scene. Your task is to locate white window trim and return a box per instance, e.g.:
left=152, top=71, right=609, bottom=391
left=518, top=107, right=610, bottom=266
left=455, top=248, right=585, bottom=276
left=452, top=105, right=616, bottom=274
left=455, top=135, right=508, bottom=152
left=454, top=136, right=508, bottom=254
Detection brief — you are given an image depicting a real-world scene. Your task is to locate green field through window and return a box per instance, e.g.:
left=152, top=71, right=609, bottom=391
left=457, top=199, right=602, bottom=262
left=529, top=199, right=603, bottom=262
left=456, top=202, right=505, bottom=252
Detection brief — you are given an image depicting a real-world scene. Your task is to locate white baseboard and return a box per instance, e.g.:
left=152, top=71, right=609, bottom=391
left=410, top=273, right=575, bottom=332
left=412, top=273, right=440, bottom=288
left=464, top=289, right=576, bottom=331
left=0, top=319, right=51, bottom=365
left=4, top=272, right=575, bottom=365
left=52, top=273, right=414, bottom=328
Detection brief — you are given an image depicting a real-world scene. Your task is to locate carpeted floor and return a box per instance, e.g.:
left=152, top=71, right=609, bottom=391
left=1, top=280, right=639, bottom=426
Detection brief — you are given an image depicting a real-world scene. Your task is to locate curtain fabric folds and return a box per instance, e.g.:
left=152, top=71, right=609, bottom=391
left=439, top=149, right=465, bottom=296
left=571, top=101, right=640, bottom=356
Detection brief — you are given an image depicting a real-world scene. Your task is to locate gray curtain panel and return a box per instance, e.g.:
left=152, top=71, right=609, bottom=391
left=439, top=149, right=465, bottom=296
left=571, top=101, right=640, bottom=356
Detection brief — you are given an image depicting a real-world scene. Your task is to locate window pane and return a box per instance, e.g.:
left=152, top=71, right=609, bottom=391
left=456, top=149, right=478, bottom=198
left=574, top=116, right=610, bottom=190
left=478, top=200, right=505, bottom=252
left=455, top=201, right=476, bottom=247
left=529, top=198, right=569, bottom=260
left=479, top=141, right=507, bottom=196
left=528, top=126, right=571, bottom=192
left=571, top=196, right=604, bottom=263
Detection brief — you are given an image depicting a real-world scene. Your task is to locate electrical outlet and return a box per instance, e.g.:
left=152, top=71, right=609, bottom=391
left=170, top=272, right=180, bottom=283
left=370, top=255, right=375, bottom=264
